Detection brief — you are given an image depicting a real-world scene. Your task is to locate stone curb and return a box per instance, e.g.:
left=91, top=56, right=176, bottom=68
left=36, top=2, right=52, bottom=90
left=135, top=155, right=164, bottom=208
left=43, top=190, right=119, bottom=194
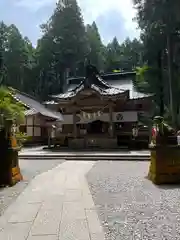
left=19, top=155, right=150, bottom=161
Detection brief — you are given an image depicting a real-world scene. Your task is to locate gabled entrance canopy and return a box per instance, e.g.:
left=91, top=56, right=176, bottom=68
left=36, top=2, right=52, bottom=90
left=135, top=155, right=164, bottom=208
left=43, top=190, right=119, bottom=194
left=50, top=66, right=129, bottom=103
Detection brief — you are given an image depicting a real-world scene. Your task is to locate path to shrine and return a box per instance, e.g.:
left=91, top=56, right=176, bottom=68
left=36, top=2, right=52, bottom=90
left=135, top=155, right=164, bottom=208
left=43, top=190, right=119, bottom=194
left=0, top=160, right=180, bottom=239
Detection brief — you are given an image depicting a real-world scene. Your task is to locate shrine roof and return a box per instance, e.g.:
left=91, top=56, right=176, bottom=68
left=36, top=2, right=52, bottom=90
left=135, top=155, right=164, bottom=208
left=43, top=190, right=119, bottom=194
left=47, top=72, right=152, bottom=102
left=24, top=108, right=38, bottom=116
left=52, top=83, right=127, bottom=100
left=62, top=83, right=150, bottom=100
left=52, top=73, right=130, bottom=100
left=12, top=90, right=63, bottom=120
left=67, top=72, right=136, bottom=85
left=108, top=80, right=152, bottom=99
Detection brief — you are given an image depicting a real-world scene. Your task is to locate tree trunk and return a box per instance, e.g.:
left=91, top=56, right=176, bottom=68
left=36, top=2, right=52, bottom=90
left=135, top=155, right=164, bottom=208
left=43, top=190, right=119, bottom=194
left=167, top=34, right=175, bottom=126
left=158, top=51, right=164, bottom=116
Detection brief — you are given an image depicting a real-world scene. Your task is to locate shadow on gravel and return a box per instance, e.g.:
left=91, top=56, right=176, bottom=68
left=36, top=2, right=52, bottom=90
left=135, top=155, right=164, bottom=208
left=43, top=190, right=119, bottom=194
left=156, top=184, right=180, bottom=190
left=43, top=147, right=130, bottom=152
left=144, top=175, right=180, bottom=190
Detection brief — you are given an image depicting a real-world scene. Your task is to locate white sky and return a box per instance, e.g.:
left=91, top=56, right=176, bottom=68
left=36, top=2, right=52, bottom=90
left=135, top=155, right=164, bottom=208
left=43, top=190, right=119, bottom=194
left=78, top=0, right=138, bottom=32
left=14, top=0, right=139, bottom=43
left=17, top=0, right=137, bottom=30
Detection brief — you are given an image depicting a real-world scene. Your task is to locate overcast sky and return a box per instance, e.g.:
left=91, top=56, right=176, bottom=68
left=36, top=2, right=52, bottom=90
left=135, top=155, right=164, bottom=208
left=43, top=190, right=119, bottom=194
left=0, top=0, right=140, bottom=45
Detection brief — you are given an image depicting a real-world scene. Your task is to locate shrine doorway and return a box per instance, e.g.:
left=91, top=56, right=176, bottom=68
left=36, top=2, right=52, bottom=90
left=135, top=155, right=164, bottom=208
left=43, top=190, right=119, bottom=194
left=87, top=120, right=108, bottom=134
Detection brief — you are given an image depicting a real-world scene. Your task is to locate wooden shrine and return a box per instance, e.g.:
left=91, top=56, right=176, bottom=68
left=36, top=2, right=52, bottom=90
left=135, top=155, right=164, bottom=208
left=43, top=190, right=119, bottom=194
left=45, top=65, right=152, bottom=149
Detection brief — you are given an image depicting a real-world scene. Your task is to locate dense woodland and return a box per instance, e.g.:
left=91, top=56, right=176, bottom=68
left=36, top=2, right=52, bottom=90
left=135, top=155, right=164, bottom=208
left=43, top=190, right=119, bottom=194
left=0, top=0, right=180, bottom=126
left=134, top=0, right=180, bottom=127
left=0, top=0, right=142, bottom=100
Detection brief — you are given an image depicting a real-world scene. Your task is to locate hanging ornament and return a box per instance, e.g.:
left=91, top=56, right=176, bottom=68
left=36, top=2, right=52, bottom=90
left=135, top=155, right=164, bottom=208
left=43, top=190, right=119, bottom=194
left=80, top=109, right=104, bottom=121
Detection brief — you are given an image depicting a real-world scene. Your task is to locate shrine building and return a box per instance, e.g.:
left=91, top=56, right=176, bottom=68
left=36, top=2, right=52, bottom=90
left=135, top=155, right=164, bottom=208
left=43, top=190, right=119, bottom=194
left=12, top=90, right=63, bottom=144
left=45, top=71, right=152, bottom=149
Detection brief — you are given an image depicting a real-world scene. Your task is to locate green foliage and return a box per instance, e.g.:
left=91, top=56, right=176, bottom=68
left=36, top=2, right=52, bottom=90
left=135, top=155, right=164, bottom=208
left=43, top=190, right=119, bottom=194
left=135, top=65, right=150, bottom=92
left=104, top=37, right=143, bottom=72
left=86, top=22, right=104, bottom=71
left=34, top=0, right=88, bottom=99
left=133, top=0, right=180, bottom=126
left=15, top=132, right=30, bottom=148
left=0, top=1, right=144, bottom=100
left=0, top=86, right=25, bottom=124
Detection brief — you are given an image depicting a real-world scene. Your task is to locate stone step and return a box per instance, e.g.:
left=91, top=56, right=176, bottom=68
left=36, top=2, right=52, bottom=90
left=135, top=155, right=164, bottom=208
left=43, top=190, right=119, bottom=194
left=19, top=154, right=150, bottom=161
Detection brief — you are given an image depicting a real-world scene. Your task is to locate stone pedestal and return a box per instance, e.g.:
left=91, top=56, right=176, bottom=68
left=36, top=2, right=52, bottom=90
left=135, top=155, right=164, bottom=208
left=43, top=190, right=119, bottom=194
left=0, top=131, right=22, bottom=187
left=10, top=148, right=23, bottom=186
left=148, top=146, right=180, bottom=184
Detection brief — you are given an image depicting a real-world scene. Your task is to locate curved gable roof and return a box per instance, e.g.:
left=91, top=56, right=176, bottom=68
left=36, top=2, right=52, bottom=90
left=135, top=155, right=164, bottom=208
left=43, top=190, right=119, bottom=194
left=52, top=74, right=128, bottom=100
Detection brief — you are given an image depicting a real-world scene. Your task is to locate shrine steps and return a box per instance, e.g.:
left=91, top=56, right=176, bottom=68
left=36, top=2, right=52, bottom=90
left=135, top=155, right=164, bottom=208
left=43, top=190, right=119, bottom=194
left=19, top=151, right=150, bottom=161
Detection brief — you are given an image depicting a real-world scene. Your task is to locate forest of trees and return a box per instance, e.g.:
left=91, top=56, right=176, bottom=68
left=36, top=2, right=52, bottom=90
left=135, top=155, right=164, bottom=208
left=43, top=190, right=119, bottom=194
left=0, top=0, right=142, bottom=100
left=133, top=0, right=180, bottom=127
left=1, top=0, right=180, bottom=126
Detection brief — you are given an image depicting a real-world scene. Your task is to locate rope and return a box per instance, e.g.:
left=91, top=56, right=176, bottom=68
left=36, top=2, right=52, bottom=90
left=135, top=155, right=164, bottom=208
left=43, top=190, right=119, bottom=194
left=79, top=104, right=109, bottom=120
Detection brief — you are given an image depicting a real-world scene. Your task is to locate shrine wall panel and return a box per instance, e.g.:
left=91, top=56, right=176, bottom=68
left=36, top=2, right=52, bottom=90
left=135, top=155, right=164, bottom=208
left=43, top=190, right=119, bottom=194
left=76, top=98, right=105, bottom=106
left=62, top=111, right=138, bottom=124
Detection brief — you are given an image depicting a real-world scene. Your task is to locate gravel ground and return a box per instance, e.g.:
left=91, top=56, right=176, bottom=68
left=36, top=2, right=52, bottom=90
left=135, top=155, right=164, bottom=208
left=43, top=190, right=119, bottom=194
left=86, top=161, right=180, bottom=240
left=0, top=159, right=65, bottom=216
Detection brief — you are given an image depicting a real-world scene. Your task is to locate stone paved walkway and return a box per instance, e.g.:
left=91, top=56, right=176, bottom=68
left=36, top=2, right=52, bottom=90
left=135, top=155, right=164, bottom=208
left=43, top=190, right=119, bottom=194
left=1, top=160, right=180, bottom=240
left=0, top=161, right=104, bottom=240
left=0, top=159, right=65, bottom=216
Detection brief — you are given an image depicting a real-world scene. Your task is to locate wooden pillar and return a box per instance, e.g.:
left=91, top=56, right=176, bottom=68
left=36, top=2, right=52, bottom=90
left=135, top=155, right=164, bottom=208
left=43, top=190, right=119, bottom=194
left=48, top=126, right=51, bottom=148
left=32, top=116, right=35, bottom=137
left=109, top=104, right=114, bottom=138
left=25, top=117, right=27, bottom=134
left=73, top=111, right=77, bottom=138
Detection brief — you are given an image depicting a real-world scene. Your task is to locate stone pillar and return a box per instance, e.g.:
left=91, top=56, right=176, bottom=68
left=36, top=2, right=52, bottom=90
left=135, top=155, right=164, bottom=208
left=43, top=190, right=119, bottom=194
left=73, top=111, right=77, bottom=138
left=109, top=105, right=114, bottom=138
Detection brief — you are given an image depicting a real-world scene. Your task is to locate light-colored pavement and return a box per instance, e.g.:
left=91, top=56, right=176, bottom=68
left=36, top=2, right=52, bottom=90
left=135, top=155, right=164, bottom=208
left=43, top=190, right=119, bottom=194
left=1, top=160, right=180, bottom=240
left=0, top=161, right=104, bottom=240
left=0, top=159, right=65, bottom=216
